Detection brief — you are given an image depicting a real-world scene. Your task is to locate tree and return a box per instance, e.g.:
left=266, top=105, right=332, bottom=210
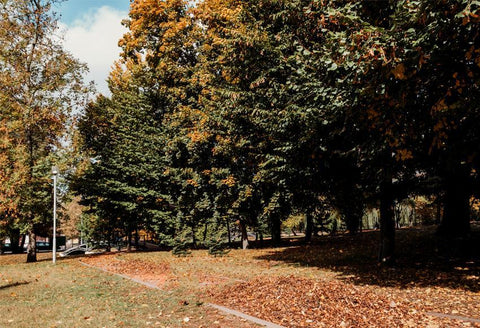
left=395, top=0, right=480, bottom=239
left=74, top=0, right=480, bottom=263
left=0, top=0, right=89, bottom=262
left=75, top=0, right=201, bottom=247
left=319, top=0, right=480, bottom=260
left=75, top=77, right=173, bottom=248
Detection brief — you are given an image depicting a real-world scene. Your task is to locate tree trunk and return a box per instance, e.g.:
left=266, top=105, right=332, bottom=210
left=240, top=220, right=249, bottom=250
left=9, top=229, right=22, bottom=254
left=134, top=226, right=139, bottom=248
left=127, top=230, right=132, bottom=252
left=438, top=167, right=470, bottom=238
left=436, top=199, right=442, bottom=225
left=191, top=225, right=197, bottom=248
left=378, top=172, right=395, bottom=265
left=226, top=219, right=232, bottom=246
left=26, top=230, right=37, bottom=263
left=343, top=200, right=362, bottom=235
left=270, top=216, right=282, bottom=246
left=107, top=230, right=114, bottom=252
left=305, top=212, right=313, bottom=243
left=345, top=211, right=361, bottom=235
left=203, top=223, right=208, bottom=242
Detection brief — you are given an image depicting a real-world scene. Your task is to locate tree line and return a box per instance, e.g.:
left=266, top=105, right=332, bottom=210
left=1, top=0, right=480, bottom=263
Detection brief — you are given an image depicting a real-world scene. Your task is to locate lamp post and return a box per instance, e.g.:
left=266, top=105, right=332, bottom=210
left=52, top=166, right=58, bottom=264
left=80, top=216, right=83, bottom=245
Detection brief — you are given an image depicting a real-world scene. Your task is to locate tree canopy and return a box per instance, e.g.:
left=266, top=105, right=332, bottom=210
left=2, top=0, right=479, bottom=263
left=72, top=0, right=480, bottom=259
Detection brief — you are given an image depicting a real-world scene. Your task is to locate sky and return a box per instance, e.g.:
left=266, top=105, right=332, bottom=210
left=54, top=1, right=131, bottom=95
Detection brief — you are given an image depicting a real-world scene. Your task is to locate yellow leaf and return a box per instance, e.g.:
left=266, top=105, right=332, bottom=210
left=391, top=63, right=406, bottom=80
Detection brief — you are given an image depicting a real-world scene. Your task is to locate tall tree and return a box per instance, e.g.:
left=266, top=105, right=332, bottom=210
left=0, top=0, right=89, bottom=262
left=75, top=0, right=200, bottom=246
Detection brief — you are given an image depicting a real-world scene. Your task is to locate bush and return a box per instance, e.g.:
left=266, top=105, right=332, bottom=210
left=207, top=238, right=230, bottom=257
left=172, top=239, right=191, bottom=257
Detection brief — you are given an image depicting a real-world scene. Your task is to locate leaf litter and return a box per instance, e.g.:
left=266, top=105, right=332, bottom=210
left=78, top=227, right=480, bottom=327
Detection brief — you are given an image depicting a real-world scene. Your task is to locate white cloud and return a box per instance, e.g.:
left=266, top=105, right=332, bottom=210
left=60, top=6, right=128, bottom=96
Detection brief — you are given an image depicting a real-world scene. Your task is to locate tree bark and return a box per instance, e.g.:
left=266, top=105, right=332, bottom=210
left=305, top=212, right=313, bottom=243
left=378, top=172, right=395, bottom=265
left=26, top=230, right=37, bottom=263
left=134, top=226, right=139, bottom=248
left=226, top=219, right=232, bottom=246
left=240, top=220, right=249, bottom=250
left=438, top=166, right=470, bottom=238
left=270, top=216, right=282, bottom=246
left=203, top=223, right=208, bottom=242
left=436, top=199, right=442, bottom=225
left=345, top=211, right=361, bottom=235
left=127, top=230, right=132, bottom=252
left=9, top=229, right=22, bottom=254
left=191, top=225, right=197, bottom=248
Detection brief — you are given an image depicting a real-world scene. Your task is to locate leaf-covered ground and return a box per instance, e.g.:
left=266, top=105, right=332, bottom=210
left=81, top=226, right=480, bottom=327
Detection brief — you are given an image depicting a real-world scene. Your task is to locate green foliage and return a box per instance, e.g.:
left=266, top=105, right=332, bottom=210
left=71, top=0, right=480, bottom=260
left=282, top=214, right=305, bottom=234
left=172, top=239, right=192, bottom=257
left=207, top=238, right=230, bottom=257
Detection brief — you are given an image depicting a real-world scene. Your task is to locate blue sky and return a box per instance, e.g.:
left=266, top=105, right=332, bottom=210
left=54, top=1, right=131, bottom=95
left=55, top=0, right=130, bottom=25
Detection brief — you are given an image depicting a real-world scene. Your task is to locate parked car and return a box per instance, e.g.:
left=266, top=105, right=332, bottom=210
left=59, top=244, right=90, bottom=257
left=1, top=240, right=62, bottom=253
left=2, top=243, right=11, bottom=252
left=36, top=241, right=51, bottom=251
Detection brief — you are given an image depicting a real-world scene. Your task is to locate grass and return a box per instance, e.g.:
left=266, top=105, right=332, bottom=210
left=1, top=226, right=480, bottom=327
left=0, top=254, right=258, bottom=328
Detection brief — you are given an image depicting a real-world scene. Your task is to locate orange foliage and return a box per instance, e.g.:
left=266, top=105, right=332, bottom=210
left=221, top=175, right=236, bottom=187
left=391, top=63, right=406, bottom=80
left=186, top=179, right=199, bottom=187
left=471, top=197, right=480, bottom=212
left=396, top=149, right=413, bottom=161
left=188, top=130, right=209, bottom=143
left=0, top=122, right=26, bottom=217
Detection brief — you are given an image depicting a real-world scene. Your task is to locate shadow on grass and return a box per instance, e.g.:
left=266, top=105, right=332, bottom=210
left=0, top=281, right=30, bottom=290
left=253, top=226, right=480, bottom=292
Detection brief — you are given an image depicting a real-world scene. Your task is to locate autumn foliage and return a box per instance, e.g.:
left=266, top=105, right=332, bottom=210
left=67, top=0, right=480, bottom=265
left=0, top=0, right=90, bottom=261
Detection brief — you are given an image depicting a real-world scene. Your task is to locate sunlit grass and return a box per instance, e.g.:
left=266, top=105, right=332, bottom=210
left=0, top=254, right=257, bottom=328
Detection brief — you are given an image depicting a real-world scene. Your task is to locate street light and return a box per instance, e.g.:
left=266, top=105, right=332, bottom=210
left=52, top=165, right=58, bottom=264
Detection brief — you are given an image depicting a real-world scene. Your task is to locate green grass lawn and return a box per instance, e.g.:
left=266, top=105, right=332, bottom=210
left=0, top=254, right=257, bottom=328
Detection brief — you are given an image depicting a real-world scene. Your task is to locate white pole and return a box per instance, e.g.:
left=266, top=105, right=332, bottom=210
left=80, top=216, right=83, bottom=245
left=52, top=166, right=58, bottom=264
